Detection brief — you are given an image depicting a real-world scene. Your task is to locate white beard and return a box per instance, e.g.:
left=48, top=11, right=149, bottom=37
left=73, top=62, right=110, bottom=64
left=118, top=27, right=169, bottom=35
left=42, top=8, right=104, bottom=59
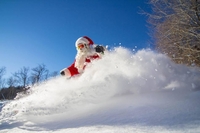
left=74, top=47, right=97, bottom=73
left=74, top=49, right=88, bottom=73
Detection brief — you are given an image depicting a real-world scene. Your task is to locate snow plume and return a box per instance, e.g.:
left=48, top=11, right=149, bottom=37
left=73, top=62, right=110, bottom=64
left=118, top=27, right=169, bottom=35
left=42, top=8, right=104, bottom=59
left=1, top=47, right=200, bottom=133
left=84, top=47, right=199, bottom=91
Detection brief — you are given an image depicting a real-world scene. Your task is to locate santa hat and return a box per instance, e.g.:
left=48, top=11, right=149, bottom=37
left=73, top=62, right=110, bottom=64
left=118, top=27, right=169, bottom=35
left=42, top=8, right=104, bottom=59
left=75, top=36, right=94, bottom=47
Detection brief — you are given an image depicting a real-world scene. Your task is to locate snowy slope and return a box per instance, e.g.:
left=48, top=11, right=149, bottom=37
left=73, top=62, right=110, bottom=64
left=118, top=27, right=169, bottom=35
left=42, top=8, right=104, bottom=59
left=0, top=47, right=200, bottom=133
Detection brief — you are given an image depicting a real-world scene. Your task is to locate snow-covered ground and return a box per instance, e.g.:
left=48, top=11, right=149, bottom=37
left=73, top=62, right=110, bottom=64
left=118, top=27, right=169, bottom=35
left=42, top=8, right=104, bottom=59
left=0, top=47, right=200, bottom=133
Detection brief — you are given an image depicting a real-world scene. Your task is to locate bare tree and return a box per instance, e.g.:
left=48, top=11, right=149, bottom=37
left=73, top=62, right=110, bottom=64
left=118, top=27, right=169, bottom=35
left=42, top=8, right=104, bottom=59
left=0, top=67, right=6, bottom=89
left=31, top=64, right=48, bottom=84
left=0, top=66, right=6, bottom=79
left=146, top=0, right=200, bottom=66
left=13, top=67, right=30, bottom=88
left=0, top=79, right=6, bottom=89
left=29, top=76, right=37, bottom=86
left=7, top=77, right=17, bottom=87
left=3, top=79, right=18, bottom=99
left=44, top=69, right=49, bottom=81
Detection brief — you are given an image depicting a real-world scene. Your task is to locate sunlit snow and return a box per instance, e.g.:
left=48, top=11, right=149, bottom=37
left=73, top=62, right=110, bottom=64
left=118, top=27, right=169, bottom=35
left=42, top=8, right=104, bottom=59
left=0, top=47, right=200, bottom=133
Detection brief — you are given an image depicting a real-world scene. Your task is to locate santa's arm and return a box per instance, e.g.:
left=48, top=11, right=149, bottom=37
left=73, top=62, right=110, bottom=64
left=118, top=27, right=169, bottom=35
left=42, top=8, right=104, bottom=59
left=60, top=68, right=71, bottom=77
left=60, top=61, right=80, bottom=77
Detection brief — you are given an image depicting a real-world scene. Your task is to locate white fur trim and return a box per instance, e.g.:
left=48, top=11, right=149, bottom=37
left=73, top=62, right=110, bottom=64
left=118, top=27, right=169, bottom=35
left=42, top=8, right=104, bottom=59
left=75, top=37, right=90, bottom=47
left=60, top=68, right=71, bottom=78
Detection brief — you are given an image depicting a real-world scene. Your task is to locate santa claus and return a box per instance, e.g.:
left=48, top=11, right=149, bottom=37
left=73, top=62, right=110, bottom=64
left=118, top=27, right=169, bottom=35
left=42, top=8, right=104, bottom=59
left=60, top=36, right=105, bottom=77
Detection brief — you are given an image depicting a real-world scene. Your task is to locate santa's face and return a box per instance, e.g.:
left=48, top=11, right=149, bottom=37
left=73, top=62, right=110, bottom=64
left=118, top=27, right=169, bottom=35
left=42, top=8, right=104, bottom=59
left=76, top=43, right=89, bottom=54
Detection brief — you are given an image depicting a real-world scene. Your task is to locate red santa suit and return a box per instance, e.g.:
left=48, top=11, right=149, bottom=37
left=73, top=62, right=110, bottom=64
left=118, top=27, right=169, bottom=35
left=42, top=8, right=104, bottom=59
left=60, top=36, right=102, bottom=77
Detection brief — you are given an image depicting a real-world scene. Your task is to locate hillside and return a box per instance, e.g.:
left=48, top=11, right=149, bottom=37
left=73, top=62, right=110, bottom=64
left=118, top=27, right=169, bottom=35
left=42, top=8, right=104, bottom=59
left=0, top=47, right=200, bottom=133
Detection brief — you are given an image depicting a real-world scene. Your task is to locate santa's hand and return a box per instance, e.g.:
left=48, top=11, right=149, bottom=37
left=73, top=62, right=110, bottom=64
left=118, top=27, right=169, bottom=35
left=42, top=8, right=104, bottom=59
left=60, top=71, right=65, bottom=75
left=95, top=45, right=105, bottom=53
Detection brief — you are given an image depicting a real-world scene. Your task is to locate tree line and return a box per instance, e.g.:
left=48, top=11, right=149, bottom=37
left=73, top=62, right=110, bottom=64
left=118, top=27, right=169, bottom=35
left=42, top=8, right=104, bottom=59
left=0, top=65, right=59, bottom=100
left=145, top=0, right=200, bottom=67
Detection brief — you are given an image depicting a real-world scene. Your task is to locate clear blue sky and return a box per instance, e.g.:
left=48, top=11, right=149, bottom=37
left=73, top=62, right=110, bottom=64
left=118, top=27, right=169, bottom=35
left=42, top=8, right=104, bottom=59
left=0, top=0, right=151, bottom=78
